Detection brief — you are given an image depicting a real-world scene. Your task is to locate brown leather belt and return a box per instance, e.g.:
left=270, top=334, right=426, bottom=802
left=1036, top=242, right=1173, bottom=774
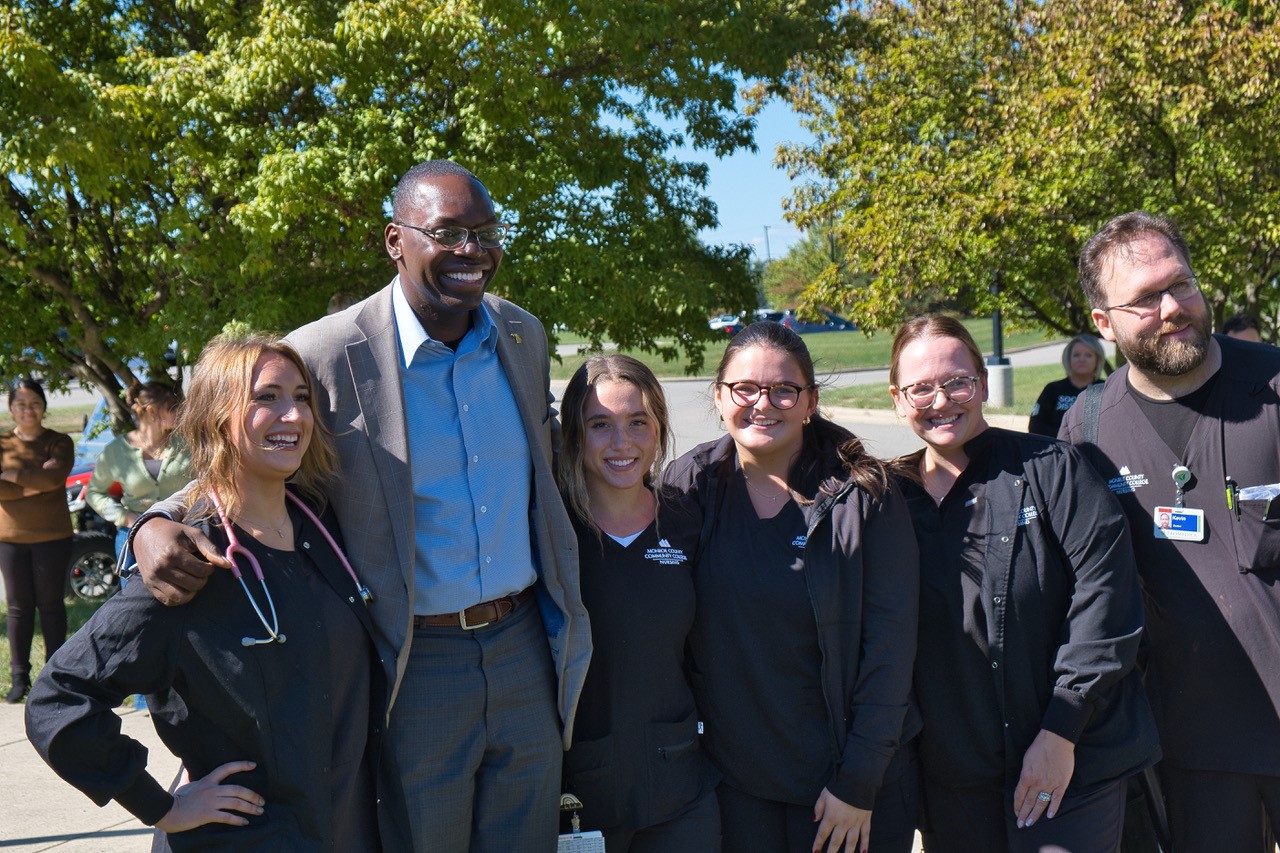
left=413, top=587, right=534, bottom=631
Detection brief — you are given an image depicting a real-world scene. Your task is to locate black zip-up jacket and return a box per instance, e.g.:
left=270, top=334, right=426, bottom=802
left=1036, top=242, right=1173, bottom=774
left=664, top=432, right=920, bottom=810
left=901, top=428, right=1159, bottom=792
left=26, top=497, right=409, bottom=850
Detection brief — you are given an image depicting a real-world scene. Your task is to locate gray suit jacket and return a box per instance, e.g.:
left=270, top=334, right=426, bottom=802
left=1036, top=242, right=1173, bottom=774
left=289, top=281, right=590, bottom=746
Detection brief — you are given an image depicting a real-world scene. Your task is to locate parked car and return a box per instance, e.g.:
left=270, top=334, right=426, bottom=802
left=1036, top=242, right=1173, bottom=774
left=708, top=314, right=744, bottom=336
left=754, top=309, right=785, bottom=323
left=65, top=464, right=120, bottom=602
left=780, top=309, right=857, bottom=334
left=64, top=398, right=121, bottom=602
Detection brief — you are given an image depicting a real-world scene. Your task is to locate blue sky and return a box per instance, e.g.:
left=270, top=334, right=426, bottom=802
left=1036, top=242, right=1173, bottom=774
left=694, top=98, right=814, bottom=261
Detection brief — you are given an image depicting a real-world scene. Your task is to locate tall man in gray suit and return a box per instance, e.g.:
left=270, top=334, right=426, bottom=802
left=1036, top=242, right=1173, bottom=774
left=134, top=161, right=591, bottom=852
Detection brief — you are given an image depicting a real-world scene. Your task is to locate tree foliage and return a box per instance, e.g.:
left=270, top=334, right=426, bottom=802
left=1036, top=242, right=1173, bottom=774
left=778, top=0, right=1280, bottom=338
left=0, top=0, right=838, bottom=425
left=760, top=221, right=863, bottom=311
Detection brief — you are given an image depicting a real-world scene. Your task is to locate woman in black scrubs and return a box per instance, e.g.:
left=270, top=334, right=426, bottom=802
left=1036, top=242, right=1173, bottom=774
left=664, top=321, right=921, bottom=853
left=556, top=354, right=720, bottom=851
left=27, top=333, right=404, bottom=850
left=888, top=315, right=1157, bottom=853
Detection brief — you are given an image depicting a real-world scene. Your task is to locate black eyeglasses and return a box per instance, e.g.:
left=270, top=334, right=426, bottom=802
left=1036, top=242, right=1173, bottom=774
left=1102, top=277, right=1200, bottom=315
left=394, top=222, right=509, bottom=250
left=718, top=381, right=812, bottom=410
left=897, top=375, right=981, bottom=409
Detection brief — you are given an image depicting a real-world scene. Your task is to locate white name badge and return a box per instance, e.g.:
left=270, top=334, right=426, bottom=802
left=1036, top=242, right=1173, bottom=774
left=1153, top=505, right=1205, bottom=542
left=558, top=831, right=605, bottom=852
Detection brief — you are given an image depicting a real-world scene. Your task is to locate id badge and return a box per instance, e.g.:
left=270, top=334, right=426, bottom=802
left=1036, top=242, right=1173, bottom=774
left=1153, top=505, right=1206, bottom=542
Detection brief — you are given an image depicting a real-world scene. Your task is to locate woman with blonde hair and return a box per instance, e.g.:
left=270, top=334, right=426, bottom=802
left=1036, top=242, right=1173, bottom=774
left=27, top=332, right=402, bottom=850
left=1027, top=334, right=1106, bottom=437
left=556, top=354, right=720, bottom=850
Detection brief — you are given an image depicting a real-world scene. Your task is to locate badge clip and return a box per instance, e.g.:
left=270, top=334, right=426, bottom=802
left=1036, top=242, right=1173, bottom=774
left=1172, top=465, right=1192, bottom=509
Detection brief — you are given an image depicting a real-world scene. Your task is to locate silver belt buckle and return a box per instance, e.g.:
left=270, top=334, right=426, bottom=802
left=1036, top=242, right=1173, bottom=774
left=459, top=608, right=490, bottom=631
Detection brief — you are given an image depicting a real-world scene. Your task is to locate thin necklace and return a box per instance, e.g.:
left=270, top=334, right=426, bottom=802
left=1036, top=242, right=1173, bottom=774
left=133, top=432, right=168, bottom=459
left=236, top=512, right=290, bottom=541
left=922, top=462, right=957, bottom=505
left=743, top=470, right=788, bottom=503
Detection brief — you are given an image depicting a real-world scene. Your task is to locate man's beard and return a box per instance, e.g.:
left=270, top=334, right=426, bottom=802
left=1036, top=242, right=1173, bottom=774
left=1118, top=310, right=1212, bottom=376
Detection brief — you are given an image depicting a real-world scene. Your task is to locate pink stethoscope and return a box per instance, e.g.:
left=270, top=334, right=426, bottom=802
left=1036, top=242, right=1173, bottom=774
left=210, top=489, right=373, bottom=648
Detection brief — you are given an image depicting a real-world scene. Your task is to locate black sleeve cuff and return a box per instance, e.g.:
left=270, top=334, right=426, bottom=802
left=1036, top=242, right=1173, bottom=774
left=114, top=772, right=174, bottom=827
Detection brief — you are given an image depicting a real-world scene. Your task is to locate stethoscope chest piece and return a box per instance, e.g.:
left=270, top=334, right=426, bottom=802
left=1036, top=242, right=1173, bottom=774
left=212, top=488, right=371, bottom=650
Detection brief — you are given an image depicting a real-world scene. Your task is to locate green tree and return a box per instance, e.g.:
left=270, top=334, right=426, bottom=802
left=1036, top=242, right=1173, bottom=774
left=777, top=0, right=1280, bottom=337
left=1, top=0, right=839, bottom=425
left=761, top=220, right=874, bottom=316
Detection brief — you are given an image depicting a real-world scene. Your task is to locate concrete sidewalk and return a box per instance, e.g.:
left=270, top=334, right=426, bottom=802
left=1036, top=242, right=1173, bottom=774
left=0, top=703, right=180, bottom=852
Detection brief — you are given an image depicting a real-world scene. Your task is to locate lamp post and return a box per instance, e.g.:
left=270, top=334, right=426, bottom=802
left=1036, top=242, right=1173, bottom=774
left=987, top=272, right=1013, bottom=408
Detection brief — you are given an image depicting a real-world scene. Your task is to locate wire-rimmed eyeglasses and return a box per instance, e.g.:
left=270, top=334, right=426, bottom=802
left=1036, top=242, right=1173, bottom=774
left=718, top=381, right=813, bottom=410
left=896, top=375, right=982, bottom=410
left=394, top=222, right=509, bottom=250
left=1102, top=277, right=1200, bottom=316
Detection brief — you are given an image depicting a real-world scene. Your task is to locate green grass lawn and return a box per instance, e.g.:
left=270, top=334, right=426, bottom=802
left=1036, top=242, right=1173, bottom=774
left=551, top=317, right=1059, bottom=382
left=823, top=362, right=1064, bottom=417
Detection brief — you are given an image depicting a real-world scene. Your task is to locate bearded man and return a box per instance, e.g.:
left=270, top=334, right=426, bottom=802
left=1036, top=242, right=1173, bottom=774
left=1061, top=211, right=1280, bottom=852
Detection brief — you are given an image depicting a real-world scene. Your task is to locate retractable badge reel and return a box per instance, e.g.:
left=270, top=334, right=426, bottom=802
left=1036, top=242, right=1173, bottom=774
left=557, top=793, right=604, bottom=852
left=1153, top=464, right=1206, bottom=542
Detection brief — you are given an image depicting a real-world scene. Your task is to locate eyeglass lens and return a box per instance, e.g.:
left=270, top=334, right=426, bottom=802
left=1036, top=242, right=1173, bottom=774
left=1127, top=278, right=1199, bottom=312
left=433, top=226, right=506, bottom=249
left=727, top=382, right=801, bottom=409
left=905, top=377, right=977, bottom=407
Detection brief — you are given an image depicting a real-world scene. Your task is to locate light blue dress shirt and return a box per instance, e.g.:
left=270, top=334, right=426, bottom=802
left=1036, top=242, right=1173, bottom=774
left=392, top=281, right=537, bottom=614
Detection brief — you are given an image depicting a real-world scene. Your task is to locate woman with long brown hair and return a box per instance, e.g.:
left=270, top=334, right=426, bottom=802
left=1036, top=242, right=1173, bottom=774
left=87, top=381, right=192, bottom=566
left=555, top=354, right=720, bottom=850
left=664, top=321, right=921, bottom=853
left=27, top=333, right=403, bottom=850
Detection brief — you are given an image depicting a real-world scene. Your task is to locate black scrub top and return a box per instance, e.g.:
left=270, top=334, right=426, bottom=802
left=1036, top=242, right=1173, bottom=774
left=689, top=473, right=831, bottom=804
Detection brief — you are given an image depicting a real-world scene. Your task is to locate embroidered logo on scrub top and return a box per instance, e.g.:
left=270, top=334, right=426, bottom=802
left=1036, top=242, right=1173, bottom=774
left=1017, top=505, right=1039, bottom=526
left=1107, top=465, right=1149, bottom=495
left=644, top=541, right=688, bottom=566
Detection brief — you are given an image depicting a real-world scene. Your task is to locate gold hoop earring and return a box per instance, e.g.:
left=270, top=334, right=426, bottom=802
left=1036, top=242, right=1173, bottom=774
left=803, top=416, right=811, bottom=425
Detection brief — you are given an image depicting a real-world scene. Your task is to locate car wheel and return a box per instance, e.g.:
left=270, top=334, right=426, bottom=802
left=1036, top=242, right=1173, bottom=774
left=67, top=532, right=120, bottom=602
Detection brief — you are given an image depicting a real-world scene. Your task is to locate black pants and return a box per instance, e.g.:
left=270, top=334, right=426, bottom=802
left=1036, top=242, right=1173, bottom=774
left=920, top=776, right=1125, bottom=853
left=0, top=538, right=71, bottom=679
left=718, top=740, right=919, bottom=853
left=1160, top=764, right=1280, bottom=853
left=603, top=784, right=722, bottom=852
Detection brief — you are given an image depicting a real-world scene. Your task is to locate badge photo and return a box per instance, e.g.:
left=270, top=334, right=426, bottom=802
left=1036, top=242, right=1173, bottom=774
left=1153, top=505, right=1206, bottom=542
